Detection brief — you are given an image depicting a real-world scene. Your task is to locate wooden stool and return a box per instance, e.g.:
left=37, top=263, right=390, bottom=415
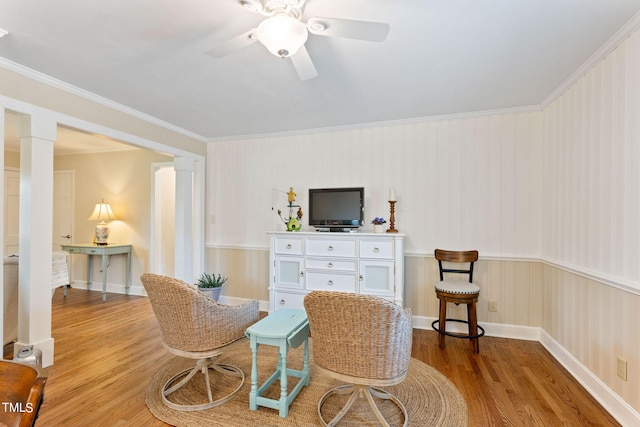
left=431, top=249, right=485, bottom=353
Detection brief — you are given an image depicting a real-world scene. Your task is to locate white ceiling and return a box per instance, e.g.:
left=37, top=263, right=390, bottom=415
left=1, top=0, right=640, bottom=145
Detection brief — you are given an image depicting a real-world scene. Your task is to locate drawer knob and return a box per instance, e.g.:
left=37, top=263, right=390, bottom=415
left=359, top=275, right=363, bottom=280
left=327, top=262, right=333, bottom=268
left=327, top=280, right=334, bottom=286
left=280, top=299, right=285, bottom=304
left=373, top=247, right=380, bottom=252
left=328, top=245, right=334, bottom=251
left=286, top=244, right=292, bottom=249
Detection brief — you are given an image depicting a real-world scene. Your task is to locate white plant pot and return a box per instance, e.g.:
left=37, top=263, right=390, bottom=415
left=373, top=224, right=385, bottom=233
left=199, top=286, right=222, bottom=302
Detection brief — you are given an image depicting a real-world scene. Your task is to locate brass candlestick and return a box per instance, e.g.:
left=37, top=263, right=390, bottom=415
left=387, top=200, right=398, bottom=233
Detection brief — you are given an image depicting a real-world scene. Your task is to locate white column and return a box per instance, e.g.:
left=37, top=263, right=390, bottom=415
left=173, top=157, right=194, bottom=283
left=16, top=113, right=56, bottom=367
left=0, top=107, right=5, bottom=346
left=192, top=158, right=205, bottom=279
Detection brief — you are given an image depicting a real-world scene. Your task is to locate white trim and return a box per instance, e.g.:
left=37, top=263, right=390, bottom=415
left=540, top=330, right=640, bottom=427
left=411, top=315, right=540, bottom=341
left=205, top=245, right=639, bottom=296
left=541, top=10, right=640, bottom=109
left=66, top=281, right=146, bottom=298
left=0, top=95, right=205, bottom=160
left=0, top=58, right=206, bottom=142
left=541, top=257, right=640, bottom=296
left=207, top=105, right=542, bottom=143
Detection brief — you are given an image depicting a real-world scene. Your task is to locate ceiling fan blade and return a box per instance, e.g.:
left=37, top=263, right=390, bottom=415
left=206, top=29, right=258, bottom=58
left=290, top=45, right=318, bottom=80
left=307, top=17, right=390, bottom=42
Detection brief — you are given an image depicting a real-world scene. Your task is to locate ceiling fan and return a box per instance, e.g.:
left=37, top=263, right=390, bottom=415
left=206, top=0, right=390, bottom=80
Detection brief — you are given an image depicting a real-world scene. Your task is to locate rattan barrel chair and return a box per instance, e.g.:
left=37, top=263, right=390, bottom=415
left=431, top=249, right=485, bottom=353
left=304, top=291, right=412, bottom=427
left=141, top=273, right=259, bottom=411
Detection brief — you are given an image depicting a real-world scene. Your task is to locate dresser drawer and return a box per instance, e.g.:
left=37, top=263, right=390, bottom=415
left=306, top=272, right=357, bottom=292
left=306, top=258, right=357, bottom=272
left=306, top=239, right=357, bottom=257
left=274, top=291, right=305, bottom=310
left=274, top=237, right=303, bottom=255
left=359, top=240, right=393, bottom=259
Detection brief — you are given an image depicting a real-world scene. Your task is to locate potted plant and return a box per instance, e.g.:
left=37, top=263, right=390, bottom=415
left=371, top=217, right=386, bottom=233
left=195, top=273, right=228, bottom=302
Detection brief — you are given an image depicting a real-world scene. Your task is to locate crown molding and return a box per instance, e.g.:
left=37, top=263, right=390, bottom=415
left=206, top=104, right=542, bottom=143
left=541, top=10, right=640, bottom=108
left=0, top=57, right=207, bottom=143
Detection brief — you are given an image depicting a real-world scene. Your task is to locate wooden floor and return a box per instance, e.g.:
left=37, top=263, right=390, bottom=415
left=7, top=288, right=620, bottom=426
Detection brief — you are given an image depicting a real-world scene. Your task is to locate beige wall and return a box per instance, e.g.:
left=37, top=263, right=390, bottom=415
left=54, top=149, right=172, bottom=290
left=4, top=150, right=19, bottom=168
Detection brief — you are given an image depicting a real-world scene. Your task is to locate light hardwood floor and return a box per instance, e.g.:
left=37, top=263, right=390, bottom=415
left=6, top=288, right=620, bottom=426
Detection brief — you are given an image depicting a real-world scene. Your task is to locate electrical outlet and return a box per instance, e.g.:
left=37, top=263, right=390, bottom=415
left=488, top=300, right=498, bottom=312
left=617, top=357, right=627, bottom=381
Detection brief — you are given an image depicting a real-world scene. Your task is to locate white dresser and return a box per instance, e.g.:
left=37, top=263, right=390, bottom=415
left=268, top=231, right=405, bottom=311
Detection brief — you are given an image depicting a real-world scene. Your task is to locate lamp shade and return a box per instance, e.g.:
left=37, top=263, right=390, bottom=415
left=257, top=13, right=308, bottom=58
left=88, top=199, right=117, bottom=223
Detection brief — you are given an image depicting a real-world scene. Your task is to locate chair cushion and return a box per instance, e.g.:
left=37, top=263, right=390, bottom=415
left=435, top=280, right=480, bottom=294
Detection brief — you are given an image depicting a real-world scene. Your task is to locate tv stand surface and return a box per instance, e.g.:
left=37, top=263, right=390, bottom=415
left=313, top=227, right=357, bottom=233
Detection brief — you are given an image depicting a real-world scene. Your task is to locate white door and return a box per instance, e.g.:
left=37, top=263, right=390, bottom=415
left=4, top=169, right=20, bottom=256
left=52, top=170, right=74, bottom=250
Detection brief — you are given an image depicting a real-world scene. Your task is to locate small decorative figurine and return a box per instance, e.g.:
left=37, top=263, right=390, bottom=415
left=277, top=187, right=303, bottom=232
left=287, top=187, right=297, bottom=203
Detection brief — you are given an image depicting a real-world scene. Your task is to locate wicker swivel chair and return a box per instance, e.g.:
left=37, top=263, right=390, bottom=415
left=141, top=273, right=259, bottom=411
left=304, top=291, right=412, bottom=427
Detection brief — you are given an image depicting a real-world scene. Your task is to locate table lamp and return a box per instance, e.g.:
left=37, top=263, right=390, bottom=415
left=88, top=199, right=117, bottom=245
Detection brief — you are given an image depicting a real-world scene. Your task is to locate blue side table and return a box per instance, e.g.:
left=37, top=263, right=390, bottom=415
left=245, top=309, right=310, bottom=418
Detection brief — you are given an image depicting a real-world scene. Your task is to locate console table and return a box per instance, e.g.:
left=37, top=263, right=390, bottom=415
left=60, top=243, right=132, bottom=302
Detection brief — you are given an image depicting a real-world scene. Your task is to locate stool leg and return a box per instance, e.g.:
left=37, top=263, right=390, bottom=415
left=249, top=340, right=258, bottom=410
left=468, top=302, right=479, bottom=353
left=278, top=342, right=289, bottom=418
left=438, top=298, right=447, bottom=349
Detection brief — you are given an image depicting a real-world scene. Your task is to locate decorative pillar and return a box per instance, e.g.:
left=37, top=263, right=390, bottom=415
left=173, top=157, right=194, bottom=283
left=0, top=107, right=5, bottom=346
left=16, top=113, right=56, bottom=367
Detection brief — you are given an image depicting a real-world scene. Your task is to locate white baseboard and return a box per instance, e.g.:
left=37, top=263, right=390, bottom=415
left=411, top=315, right=540, bottom=341
left=62, top=282, right=147, bottom=297
left=540, top=330, right=640, bottom=427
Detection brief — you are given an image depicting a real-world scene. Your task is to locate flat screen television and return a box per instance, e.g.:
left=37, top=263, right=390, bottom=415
left=308, top=187, right=364, bottom=230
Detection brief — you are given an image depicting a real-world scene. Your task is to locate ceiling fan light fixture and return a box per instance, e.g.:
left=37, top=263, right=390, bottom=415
left=308, top=21, right=326, bottom=33
left=257, top=13, right=308, bottom=58
left=240, top=0, right=263, bottom=13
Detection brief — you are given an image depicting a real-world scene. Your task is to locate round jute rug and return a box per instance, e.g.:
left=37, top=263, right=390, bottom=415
left=146, top=342, right=467, bottom=426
